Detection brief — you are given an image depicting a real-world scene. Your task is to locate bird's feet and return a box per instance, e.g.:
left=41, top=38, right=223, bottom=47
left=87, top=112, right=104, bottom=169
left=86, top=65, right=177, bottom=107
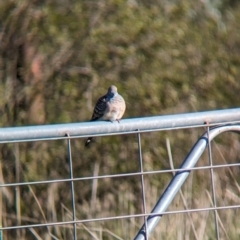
left=110, top=119, right=121, bottom=123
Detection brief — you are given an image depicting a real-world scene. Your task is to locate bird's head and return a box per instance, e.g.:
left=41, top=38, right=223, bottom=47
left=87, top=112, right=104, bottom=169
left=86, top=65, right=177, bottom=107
left=107, top=85, right=118, bottom=97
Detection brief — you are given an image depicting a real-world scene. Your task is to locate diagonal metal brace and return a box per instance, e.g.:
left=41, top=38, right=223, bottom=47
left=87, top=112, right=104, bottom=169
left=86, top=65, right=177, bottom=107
left=134, top=124, right=240, bottom=240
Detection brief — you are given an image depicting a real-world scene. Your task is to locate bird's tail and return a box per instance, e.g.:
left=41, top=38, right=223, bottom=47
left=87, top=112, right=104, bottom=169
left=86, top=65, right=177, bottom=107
left=85, top=137, right=93, bottom=147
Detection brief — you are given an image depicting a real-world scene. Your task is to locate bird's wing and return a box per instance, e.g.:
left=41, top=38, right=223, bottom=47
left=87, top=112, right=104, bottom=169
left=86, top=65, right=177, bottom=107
left=90, top=95, right=107, bottom=121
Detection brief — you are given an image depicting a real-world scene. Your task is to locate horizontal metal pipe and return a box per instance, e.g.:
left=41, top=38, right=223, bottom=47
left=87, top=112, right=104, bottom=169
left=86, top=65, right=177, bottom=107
left=0, top=108, right=240, bottom=143
left=1, top=204, right=240, bottom=231
left=134, top=124, right=240, bottom=240
left=1, top=162, right=240, bottom=188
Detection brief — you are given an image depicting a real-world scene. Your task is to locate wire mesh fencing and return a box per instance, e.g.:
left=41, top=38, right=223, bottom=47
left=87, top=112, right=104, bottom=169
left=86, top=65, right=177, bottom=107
left=1, top=108, right=240, bottom=240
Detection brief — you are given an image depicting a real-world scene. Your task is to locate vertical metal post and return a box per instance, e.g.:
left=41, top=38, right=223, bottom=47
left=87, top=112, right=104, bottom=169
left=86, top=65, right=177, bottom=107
left=206, top=127, right=220, bottom=240
left=66, top=134, right=77, bottom=240
left=0, top=159, right=2, bottom=240
left=137, top=131, right=148, bottom=239
left=14, top=143, right=21, bottom=239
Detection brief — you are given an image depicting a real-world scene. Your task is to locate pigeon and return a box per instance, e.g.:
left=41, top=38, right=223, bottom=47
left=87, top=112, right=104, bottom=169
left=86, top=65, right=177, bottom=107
left=85, top=85, right=126, bottom=147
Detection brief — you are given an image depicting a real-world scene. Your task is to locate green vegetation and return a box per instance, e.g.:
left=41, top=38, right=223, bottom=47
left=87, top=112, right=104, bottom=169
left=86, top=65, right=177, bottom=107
left=0, top=0, right=240, bottom=239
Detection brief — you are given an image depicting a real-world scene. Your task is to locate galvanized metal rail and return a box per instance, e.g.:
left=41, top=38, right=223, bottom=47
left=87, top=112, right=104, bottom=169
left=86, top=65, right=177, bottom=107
left=0, top=108, right=239, bottom=143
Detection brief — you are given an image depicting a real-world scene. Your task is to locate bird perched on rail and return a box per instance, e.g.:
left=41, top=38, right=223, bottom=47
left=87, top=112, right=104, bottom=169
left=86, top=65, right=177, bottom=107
left=85, top=85, right=126, bottom=147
